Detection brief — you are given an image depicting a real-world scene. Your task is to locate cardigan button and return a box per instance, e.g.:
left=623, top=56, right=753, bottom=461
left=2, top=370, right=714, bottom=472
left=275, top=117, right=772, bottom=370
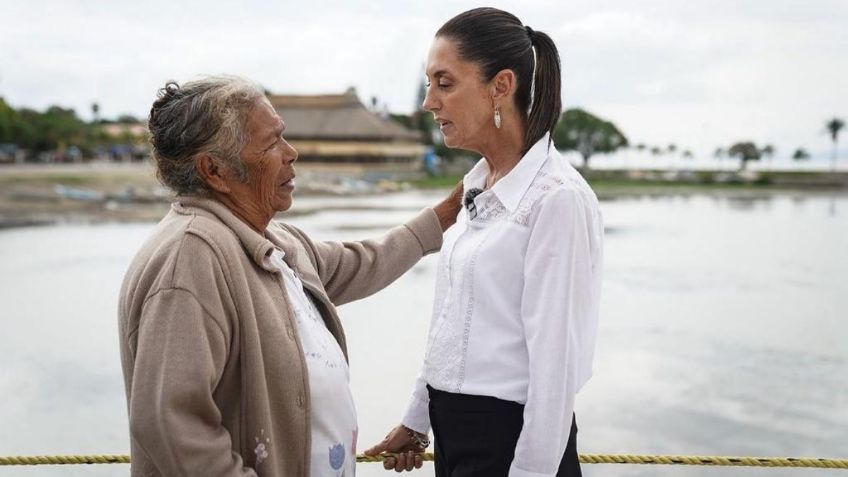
left=297, top=394, right=305, bottom=408
left=286, top=325, right=295, bottom=340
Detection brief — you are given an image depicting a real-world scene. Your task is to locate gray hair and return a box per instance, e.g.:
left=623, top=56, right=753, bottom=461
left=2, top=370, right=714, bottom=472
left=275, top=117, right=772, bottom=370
left=147, top=75, right=265, bottom=195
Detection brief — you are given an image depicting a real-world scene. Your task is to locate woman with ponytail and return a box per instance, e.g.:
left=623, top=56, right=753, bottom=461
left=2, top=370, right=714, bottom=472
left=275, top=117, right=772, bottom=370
left=365, top=8, right=603, bottom=477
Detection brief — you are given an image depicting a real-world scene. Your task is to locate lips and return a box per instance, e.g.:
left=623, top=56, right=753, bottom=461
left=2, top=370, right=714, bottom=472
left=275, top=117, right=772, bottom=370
left=280, top=175, right=296, bottom=188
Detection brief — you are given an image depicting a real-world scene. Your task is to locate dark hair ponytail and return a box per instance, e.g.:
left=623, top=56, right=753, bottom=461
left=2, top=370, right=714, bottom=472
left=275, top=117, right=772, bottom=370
left=525, top=30, right=561, bottom=153
left=436, top=7, right=562, bottom=152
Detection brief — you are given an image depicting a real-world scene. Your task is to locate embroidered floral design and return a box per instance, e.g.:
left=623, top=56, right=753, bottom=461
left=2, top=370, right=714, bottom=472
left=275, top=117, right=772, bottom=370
left=471, top=193, right=507, bottom=223
left=254, top=429, right=270, bottom=465
left=329, top=443, right=346, bottom=470
left=425, top=229, right=491, bottom=392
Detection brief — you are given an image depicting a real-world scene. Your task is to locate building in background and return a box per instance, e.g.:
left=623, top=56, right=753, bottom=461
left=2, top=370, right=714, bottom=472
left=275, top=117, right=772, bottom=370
left=268, top=88, right=425, bottom=180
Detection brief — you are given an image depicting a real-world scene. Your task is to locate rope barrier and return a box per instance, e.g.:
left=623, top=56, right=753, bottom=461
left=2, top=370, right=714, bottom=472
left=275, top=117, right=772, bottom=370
left=1, top=453, right=846, bottom=469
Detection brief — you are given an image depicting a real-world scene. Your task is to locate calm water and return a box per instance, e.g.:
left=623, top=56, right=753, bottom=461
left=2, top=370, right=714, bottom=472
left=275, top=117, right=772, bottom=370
left=0, top=190, right=846, bottom=477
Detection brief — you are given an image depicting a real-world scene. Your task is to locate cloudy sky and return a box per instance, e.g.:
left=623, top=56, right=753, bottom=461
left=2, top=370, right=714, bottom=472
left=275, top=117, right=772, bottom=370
left=2, top=0, right=846, bottom=158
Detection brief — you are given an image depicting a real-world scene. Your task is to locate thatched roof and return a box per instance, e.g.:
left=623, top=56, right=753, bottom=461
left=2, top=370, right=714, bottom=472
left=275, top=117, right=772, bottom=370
left=268, top=89, right=421, bottom=142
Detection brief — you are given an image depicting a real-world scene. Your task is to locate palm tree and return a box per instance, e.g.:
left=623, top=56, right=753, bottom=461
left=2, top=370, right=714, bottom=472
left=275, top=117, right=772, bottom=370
left=761, top=144, right=775, bottom=169
left=728, top=142, right=762, bottom=171
left=826, top=117, right=845, bottom=171
left=761, top=144, right=775, bottom=159
left=792, top=148, right=810, bottom=161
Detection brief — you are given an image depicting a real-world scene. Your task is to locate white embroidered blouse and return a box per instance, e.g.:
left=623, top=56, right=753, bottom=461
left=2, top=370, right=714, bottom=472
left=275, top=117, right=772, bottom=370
left=264, top=249, right=358, bottom=477
left=401, top=134, right=604, bottom=477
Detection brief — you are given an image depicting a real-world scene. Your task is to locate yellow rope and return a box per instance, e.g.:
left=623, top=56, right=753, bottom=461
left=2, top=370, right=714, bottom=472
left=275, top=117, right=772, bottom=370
left=0, top=455, right=129, bottom=465
left=1, top=453, right=846, bottom=469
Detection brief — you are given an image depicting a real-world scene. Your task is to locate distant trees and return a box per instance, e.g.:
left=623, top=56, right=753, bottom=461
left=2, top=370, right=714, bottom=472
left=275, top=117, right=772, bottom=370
left=761, top=144, right=775, bottom=161
left=792, top=148, right=810, bottom=161
left=17, top=106, right=89, bottom=154
left=0, top=98, right=148, bottom=161
left=0, top=98, right=23, bottom=143
left=727, top=142, right=762, bottom=170
left=825, top=117, right=844, bottom=171
left=553, top=108, right=628, bottom=168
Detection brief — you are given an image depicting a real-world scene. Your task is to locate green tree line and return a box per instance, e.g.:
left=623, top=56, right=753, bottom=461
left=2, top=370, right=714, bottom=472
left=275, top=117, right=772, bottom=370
left=0, top=97, right=145, bottom=157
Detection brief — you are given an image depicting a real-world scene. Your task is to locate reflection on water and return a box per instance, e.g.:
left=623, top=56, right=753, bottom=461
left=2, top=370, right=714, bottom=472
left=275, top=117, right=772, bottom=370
left=0, top=191, right=846, bottom=477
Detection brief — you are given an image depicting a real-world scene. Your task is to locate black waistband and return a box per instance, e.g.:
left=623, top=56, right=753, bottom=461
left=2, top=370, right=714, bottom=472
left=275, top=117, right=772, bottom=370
left=427, top=384, right=524, bottom=412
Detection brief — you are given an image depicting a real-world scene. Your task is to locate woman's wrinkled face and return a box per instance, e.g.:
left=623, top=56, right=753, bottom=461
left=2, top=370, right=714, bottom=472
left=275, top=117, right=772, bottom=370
left=226, top=99, right=298, bottom=216
left=422, top=37, right=494, bottom=153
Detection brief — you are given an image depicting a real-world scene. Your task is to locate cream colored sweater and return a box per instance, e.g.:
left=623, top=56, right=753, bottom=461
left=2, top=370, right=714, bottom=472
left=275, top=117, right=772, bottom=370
left=118, top=197, right=442, bottom=476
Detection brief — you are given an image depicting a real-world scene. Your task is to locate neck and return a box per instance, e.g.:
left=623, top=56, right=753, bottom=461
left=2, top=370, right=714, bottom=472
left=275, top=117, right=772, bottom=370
left=478, top=119, right=525, bottom=188
left=214, top=194, right=272, bottom=235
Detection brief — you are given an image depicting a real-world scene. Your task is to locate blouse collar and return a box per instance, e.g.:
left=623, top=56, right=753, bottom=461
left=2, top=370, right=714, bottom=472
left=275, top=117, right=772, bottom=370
left=463, top=133, right=552, bottom=213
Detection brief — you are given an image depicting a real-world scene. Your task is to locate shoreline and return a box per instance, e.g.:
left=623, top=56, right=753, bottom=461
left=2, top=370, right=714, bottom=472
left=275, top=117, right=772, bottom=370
left=2, top=163, right=846, bottom=230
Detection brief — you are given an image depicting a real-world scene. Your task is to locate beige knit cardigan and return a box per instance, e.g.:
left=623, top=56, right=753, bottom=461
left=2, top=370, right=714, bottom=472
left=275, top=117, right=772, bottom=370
left=118, top=197, right=442, bottom=476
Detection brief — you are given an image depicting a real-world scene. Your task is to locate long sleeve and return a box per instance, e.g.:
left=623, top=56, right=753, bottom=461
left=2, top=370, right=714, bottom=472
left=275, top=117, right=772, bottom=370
left=400, top=366, right=431, bottom=433
left=307, top=208, right=443, bottom=306
left=509, top=188, right=600, bottom=477
left=128, top=288, right=258, bottom=477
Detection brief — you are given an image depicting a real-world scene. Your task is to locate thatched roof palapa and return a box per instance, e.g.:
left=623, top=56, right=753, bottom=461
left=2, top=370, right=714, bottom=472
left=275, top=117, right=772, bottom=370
left=268, top=88, right=422, bottom=143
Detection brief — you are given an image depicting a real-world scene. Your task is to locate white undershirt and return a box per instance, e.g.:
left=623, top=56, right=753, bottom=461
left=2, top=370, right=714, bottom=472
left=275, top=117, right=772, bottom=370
left=401, top=134, right=604, bottom=477
left=265, top=249, right=358, bottom=477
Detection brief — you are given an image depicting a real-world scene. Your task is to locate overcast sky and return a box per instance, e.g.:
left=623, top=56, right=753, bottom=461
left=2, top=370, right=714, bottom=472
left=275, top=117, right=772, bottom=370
left=2, top=0, right=846, bottom=157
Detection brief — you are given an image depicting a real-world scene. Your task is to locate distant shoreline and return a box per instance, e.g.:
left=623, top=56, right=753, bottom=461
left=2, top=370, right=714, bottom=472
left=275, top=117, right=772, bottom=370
left=1, top=163, right=846, bottom=230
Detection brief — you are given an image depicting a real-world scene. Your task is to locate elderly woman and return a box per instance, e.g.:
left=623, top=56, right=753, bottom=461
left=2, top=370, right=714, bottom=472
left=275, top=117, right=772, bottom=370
left=366, top=8, right=604, bottom=477
left=118, top=76, right=461, bottom=477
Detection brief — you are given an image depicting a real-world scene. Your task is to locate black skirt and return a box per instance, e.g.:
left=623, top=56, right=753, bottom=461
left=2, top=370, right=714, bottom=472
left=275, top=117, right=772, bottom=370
left=428, top=385, right=581, bottom=477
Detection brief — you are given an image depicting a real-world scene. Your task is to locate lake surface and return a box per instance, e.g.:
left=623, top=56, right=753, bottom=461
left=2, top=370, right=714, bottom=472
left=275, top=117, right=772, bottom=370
left=1, top=190, right=846, bottom=477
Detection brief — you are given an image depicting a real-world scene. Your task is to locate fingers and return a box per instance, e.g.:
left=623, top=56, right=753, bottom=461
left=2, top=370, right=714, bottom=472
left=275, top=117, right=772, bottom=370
left=382, top=451, right=421, bottom=472
left=393, top=451, right=416, bottom=472
left=365, top=427, right=397, bottom=456
left=364, top=439, right=387, bottom=457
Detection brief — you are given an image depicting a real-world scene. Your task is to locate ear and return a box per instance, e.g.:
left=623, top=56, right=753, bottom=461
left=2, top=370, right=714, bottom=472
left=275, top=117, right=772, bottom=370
left=491, top=69, right=517, bottom=105
left=195, top=153, right=231, bottom=194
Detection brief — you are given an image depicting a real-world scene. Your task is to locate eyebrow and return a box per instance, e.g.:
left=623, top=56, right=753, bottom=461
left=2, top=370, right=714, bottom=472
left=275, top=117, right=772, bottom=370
left=426, top=69, right=450, bottom=80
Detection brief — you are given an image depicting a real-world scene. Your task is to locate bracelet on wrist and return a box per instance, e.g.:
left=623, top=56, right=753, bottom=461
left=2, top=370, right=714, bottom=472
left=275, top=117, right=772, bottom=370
left=402, top=425, right=430, bottom=449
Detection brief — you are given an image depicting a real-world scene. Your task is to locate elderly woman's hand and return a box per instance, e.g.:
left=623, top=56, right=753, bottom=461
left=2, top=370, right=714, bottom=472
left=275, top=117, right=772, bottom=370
left=433, top=180, right=464, bottom=232
left=363, top=425, right=428, bottom=472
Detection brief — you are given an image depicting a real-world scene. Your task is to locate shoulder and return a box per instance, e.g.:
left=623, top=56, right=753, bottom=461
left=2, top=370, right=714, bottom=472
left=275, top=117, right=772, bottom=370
left=126, top=208, right=242, bottom=293
left=514, top=154, right=599, bottom=226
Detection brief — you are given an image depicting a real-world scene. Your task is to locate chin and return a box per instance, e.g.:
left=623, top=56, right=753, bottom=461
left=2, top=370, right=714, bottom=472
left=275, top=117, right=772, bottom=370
left=274, top=194, right=293, bottom=212
left=442, top=136, right=460, bottom=149
left=275, top=200, right=292, bottom=212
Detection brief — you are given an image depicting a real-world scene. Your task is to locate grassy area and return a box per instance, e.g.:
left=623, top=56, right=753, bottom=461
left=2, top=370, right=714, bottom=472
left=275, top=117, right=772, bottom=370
left=410, top=174, right=776, bottom=191
left=409, top=172, right=846, bottom=192
left=409, top=174, right=467, bottom=189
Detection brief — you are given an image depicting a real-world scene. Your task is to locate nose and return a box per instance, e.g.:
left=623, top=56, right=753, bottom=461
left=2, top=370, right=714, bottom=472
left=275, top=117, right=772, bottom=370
left=286, top=141, right=298, bottom=164
left=422, top=85, right=438, bottom=112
